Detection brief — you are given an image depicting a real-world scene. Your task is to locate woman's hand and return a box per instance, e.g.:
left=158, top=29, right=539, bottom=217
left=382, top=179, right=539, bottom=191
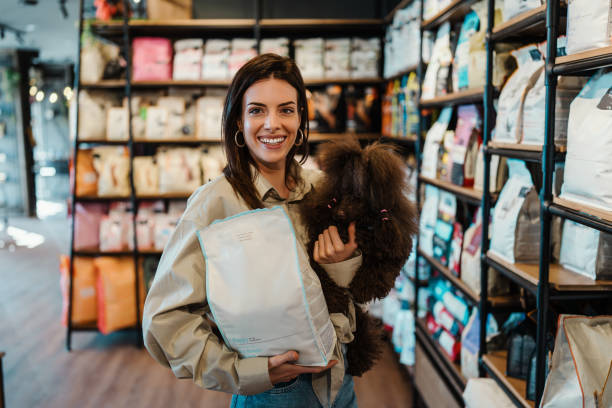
left=313, top=223, right=358, bottom=264
left=268, top=351, right=338, bottom=385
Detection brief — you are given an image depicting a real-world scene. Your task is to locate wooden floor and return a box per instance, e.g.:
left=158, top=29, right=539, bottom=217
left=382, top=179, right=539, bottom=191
left=1, top=217, right=414, bottom=408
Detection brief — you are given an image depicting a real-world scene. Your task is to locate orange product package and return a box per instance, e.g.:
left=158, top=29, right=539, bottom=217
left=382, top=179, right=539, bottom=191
left=59, top=255, right=98, bottom=326
left=75, top=149, right=98, bottom=197
left=94, top=257, right=137, bottom=334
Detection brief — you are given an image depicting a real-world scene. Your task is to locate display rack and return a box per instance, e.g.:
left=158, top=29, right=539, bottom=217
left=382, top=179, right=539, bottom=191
left=67, top=1, right=387, bottom=350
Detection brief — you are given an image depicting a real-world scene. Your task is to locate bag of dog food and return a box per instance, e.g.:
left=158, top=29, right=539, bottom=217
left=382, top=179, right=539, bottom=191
left=419, top=186, right=440, bottom=257
left=474, top=145, right=509, bottom=193
left=433, top=192, right=457, bottom=266
left=422, top=22, right=453, bottom=99
left=60, top=256, right=97, bottom=326
left=133, top=156, right=159, bottom=196
left=95, top=257, right=137, bottom=334
left=453, top=11, right=480, bottom=92
left=490, top=159, right=540, bottom=264
left=74, top=203, right=107, bottom=250
left=157, top=147, right=202, bottom=194
left=493, top=44, right=544, bottom=143
left=92, top=146, right=130, bottom=197
left=437, top=130, right=455, bottom=182
left=502, top=0, right=542, bottom=22
left=464, top=379, right=516, bottom=408
left=75, top=149, right=98, bottom=196
left=566, top=0, right=612, bottom=55
left=461, top=309, right=499, bottom=380
left=78, top=91, right=119, bottom=141
left=197, top=206, right=336, bottom=366
left=451, top=105, right=481, bottom=187
left=560, top=70, right=612, bottom=211
left=195, top=96, right=224, bottom=140
left=560, top=220, right=612, bottom=281
left=422, top=107, right=453, bottom=179
left=157, top=97, right=186, bottom=139
left=106, top=106, right=129, bottom=141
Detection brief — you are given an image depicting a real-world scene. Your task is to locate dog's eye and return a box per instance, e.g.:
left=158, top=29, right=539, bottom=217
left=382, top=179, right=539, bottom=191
left=337, top=210, right=346, bottom=218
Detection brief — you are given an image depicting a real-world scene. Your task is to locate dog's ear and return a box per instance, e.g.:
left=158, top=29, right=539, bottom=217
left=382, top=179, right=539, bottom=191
left=317, top=139, right=363, bottom=175
left=362, top=142, right=408, bottom=206
left=317, top=139, right=368, bottom=197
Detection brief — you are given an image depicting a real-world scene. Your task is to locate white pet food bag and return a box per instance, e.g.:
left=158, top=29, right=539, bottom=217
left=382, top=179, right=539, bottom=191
left=566, top=0, right=612, bottom=55
left=502, top=0, right=542, bottom=22
left=133, top=156, right=159, bottom=196
left=157, top=97, right=186, bottom=139
left=419, top=185, right=440, bottom=257
left=464, top=379, right=516, bottom=408
left=453, top=10, right=480, bottom=92
left=421, top=107, right=453, bottom=179
left=197, top=207, right=336, bottom=366
left=92, top=147, right=131, bottom=197
left=560, top=220, right=612, bottom=281
left=541, top=315, right=612, bottom=408
left=78, top=91, right=119, bottom=140
left=490, top=159, right=540, bottom=264
left=474, top=145, right=508, bottom=193
left=493, top=44, right=544, bottom=143
left=560, top=70, right=612, bottom=212
left=157, top=147, right=202, bottom=194
left=422, top=22, right=453, bottom=100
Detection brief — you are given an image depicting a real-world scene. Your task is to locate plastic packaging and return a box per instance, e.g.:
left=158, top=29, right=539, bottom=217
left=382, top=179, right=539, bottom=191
left=422, top=22, right=452, bottom=99
left=419, top=186, right=440, bottom=257
left=95, top=257, right=137, bottom=334
left=566, top=0, right=612, bottom=55
left=560, top=220, right=612, bottom=281
left=60, top=256, right=97, bottom=326
left=451, top=105, right=481, bottom=187
left=132, top=37, right=172, bottom=81
left=421, top=107, right=453, bottom=179
left=173, top=39, right=203, bottom=80
left=453, top=11, right=480, bottom=92
left=157, top=147, right=202, bottom=194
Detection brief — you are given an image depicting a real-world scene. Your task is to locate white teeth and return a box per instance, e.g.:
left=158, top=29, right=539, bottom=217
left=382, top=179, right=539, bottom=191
left=260, top=137, right=285, bottom=144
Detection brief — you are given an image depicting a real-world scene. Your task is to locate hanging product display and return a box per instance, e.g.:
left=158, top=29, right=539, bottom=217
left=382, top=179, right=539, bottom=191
left=490, top=159, right=540, bottom=264
left=566, top=0, right=612, bottom=55
left=560, top=70, right=612, bottom=212
left=559, top=220, right=612, bottom=281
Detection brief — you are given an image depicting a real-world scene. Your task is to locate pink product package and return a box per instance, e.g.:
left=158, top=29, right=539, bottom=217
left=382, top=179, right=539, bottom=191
left=74, top=203, right=108, bottom=250
left=132, top=37, right=173, bottom=81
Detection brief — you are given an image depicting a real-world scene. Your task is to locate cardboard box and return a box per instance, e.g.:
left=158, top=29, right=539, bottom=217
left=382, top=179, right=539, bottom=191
left=148, top=0, right=192, bottom=20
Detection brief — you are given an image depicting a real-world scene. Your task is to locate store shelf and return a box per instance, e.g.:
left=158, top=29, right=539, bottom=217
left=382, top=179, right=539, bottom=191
left=137, top=193, right=193, bottom=200
left=491, top=5, right=547, bottom=42
left=75, top=195, right=131, bottom=202
left=381, top=135, right=418, bottom=145
left=553, top=45, right=612, bottom=75
left=415, top=318, right=466, bottom=393
left=76, top=139, right=128, bottom=145
left=419, top=87, right=485, bottom=108
left=486, top=250, right=612, bottom=294
left=304, top=77, right=383, bottom=86
left=80, top=79, right=126, bottom=89
left=419, top=176, right=488, bottom=205
left=308, top=132, right=380, bottom=142
left=73, top=249, right=163, bottom=257
left=260, top=18, right=383, bottom=30
left=481, top=351, right=534, bottom=408
left=421, top=0, right=477, bottom=31
left=419, top=248, right=479, bottom=304
left=549, top=197, right=612, bottom=235
left=385, top=65, right=419, bottom=81
left=486, top=142, right=566, bottom=163
left=384, top=0, right=417, bottom=23
left=70, top=322, right=100, bottom=332
left=133, top=138, right=221, bottom=144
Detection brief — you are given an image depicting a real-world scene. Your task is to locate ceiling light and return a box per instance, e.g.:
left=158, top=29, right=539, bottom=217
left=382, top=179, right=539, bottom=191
left=49, top=92, right=58, bottom=103
left=29, top=86, right=38, bottom=96
left=35, top=91, right=45, bottom=102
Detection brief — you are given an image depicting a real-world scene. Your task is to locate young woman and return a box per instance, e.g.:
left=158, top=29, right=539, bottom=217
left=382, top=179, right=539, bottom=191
left=143, top=54, right=362, bottom=408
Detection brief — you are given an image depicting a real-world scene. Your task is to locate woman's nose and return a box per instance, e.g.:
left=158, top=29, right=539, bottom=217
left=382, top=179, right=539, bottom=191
left=264, top=112, right=280, bottom=130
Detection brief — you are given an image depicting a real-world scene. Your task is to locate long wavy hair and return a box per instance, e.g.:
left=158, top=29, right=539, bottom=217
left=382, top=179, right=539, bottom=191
left=222, top=53, right=310, bottom=209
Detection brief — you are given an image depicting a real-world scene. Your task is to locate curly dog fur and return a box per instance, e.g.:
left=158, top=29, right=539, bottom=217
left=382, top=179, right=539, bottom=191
left=300, top=139, right=418, bottom=376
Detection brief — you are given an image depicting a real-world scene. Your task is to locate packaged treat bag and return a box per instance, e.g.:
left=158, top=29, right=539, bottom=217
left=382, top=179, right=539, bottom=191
left=145, top=106, right=169, bottom=140
left=295, top=38, right=324, bottom=80
left=448, top=223, right=463, bottom=277
left=157, top=147, right=202, bottom=194
left=324, top=38, right=351, bottom=79
left=474, top=145, right=508, bottom=193
left=75, top=149, right=98, bottom=196
left=502, top=0, right=543, bottom=22
left=435, top=328, right=461, bottom=362
left=173, top=39, right=203, bottom=81
left=95, top=257, right=137, bottom=334
left=560, top=70, right=612, bottom=211
left=463, top=379, right=516, bottom=408
left=451, top=105, right=481, bottom=187
left=133, top=156, right=159, bottom=196
left=132, top=37, right=173, bottom=81
left=422, top=22, right=453, bottom=99
left=229, top=38, right=257, bottom=77
left=419, top=185, right=440, bottom=257
left=157, top=97, right=186, bottom=139
left=566, top=0, right=612, bottom=55
left=453, top=11, right=480, bottom=92
left=74, top=203, right=107, bottom=250
left=421, top=107, right=453, bottom=179
left=541, top=315, right=612, bottom=408
left=490, top=159, right=540, bottom=264
left=201, top=39, right=230, bottom=80
left=433, top=192, right=457, bottom=266
left=78, top=90, right=119, bottom=141
left=92, top=146, right=130, bottom=197
left=560, top=220, right=612, bottom=281
left=197, top=207, right=336, bottom=366
left=433, top=300, right=462, bottom=336
left=493, top=44, right=544, bottom=144
left=106, top=106, right=129, bottom=141
left=195, top=95, right=224, bottom=140
left=200, top=151, right=224, bottom=183
left=60, top=256, right=97, bottom=326
left=461, top=309, right=499, bottom=380
left=260, top=38, right=289, bottom=57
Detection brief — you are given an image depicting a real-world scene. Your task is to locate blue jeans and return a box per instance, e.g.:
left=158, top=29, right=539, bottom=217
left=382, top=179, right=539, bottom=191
left=230, top=372, right=357, bottom=408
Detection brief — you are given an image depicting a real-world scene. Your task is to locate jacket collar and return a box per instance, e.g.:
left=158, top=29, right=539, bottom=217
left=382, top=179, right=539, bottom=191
left=251, top=161, right=310, bottom=204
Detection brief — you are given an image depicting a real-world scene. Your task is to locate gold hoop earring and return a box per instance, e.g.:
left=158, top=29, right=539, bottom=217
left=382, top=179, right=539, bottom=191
left=295, top=129, right=305, bottom=146
left=234, top=129, right=245, bottom=148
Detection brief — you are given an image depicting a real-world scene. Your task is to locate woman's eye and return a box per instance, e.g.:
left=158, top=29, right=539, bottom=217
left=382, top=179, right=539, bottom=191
left=282, top=108, right=295, bottom=114
left=249, top=108, right=262, bottom=115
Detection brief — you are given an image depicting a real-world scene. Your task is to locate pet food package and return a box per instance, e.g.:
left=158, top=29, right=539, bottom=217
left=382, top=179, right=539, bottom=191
left=422, top=22, right=453, bottom=99
left=295, top=38, right=325, bottom=79
left=461, top=310, right=500, bottom=380
left=229, top=38, right=257, bottom=77
left=474, top=145, right=508, bottom=193
left=95, top=257, right=137, bottom=335
left=197, top=206, right=336, bottom=366
left=521, top=73, right=586, bottom=146
left=345, top=86, right=381, bottom=133
left=493, top=44, right=544, bottom=143
left=560, top=70, right=612, bottom=211
left=421, top=107, right=453, bottom=179
left=451, top=105, right=481, bottom=187
left=200, top=145, right=226, bottom=182
left=307, top=85, right=345, bottom=133
left=75, top=149, right=98, bottom=196
left=437, top=130, right=455, bottom=182
left=384, top=2, right=421, bottom=78
left=78, top=91, right=118, bottom=141
left=541, top=315, right=612, bottom=408
left=560, top=220, right=612, bottom=281
left=453, top=11, right=480, bottom=92
left=433, top=301, right=461, bottom=337
left=566, top=0, right=612, bottom=55
left=173, top=39, right=203, bottom=80
left=463, top=378, right=516, bottom=408
left=419, top=186, right=440, bottom=257
left=196, top=96, right=224, bottom=140
left=92, top=146, right=131, bottom=197
left=490, top=159, right=540, bottom=264
left=60, top=256, right=97, bottom=326
left=106, top=106, right=129, bottom=141
left=157, top=147, right=202, bottom=194
left=74, top=203, right=107, bottom=250
left=433, top=192, right=457, bottom=266
left=132, top=37, right=173, bottom=81
left=157, top=97, right=186, bottom=139
left=260, top=37, right=289, bottom=57
left=201, top=39, right=230, bottom=80
left=145, top=106, right=169, bottom=140
left=99, top=211, right=131, bottom=252
left=350, top=38, right=380, bottom=79
left=133, top=156, right=159, bottom=196
left=324, top=38, right=351, bottom=79
left=436, top=328, right=461, bottom=362
left=448, top=223, right=463, bottom=277
left=502, top=0, right=543, bottom=22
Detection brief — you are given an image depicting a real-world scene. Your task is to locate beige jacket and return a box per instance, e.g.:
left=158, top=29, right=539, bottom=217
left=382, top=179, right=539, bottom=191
left=142, top=164, right=361, bottom=407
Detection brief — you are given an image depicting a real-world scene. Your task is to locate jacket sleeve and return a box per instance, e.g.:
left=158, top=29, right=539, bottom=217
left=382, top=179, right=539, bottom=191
left=142, top=193, right=272, bottom=395
left=320, top=251, right=362, bottom=288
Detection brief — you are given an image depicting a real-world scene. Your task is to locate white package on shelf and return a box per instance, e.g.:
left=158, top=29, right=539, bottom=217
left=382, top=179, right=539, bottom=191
left=502, top=0, right=543, bottom=23
left=156, top=147, right=202, bottom=194
left=419, top=185, right=440, bottom=257
left=173, top=39, right=203, bottom=80
left=295, top=38, right=325, bottom=79
left=202, top=39, right=230, bottom=80
left=195, top=96, right=224, bottom=140
left=560, top=70, right=612, bottom=212
left=463, top=379, right=516, bottom=408
left=324, top=38, right=351, bottom=79
left=92, top=146, right=130, bottom=197
left=78, top=91, right=119, bottom=140
left=145, top=106, right=169, bottom=140
left=493, top=44, right=544, bottom=143
left=133, top=156, right=159, bottom=196
left=422, top=22, right=453, bottom=99
left=421, top=107, right=453, bottom=179
left=260, top=37, right=290, bottom=57
left=106, top=106, right=129, bottom=141
left=157, top=97, right=186, bottom=139
left=560, top=220, right=612, bottom=281
left=453, top=10, right=480, bottom=92
left=350, top=38, right=379, bottom=79
left=229, top=38, right=257, bottom=77
left=566, top=0, right=612, bottom=55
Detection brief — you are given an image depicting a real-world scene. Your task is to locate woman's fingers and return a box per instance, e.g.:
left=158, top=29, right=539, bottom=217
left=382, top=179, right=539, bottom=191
left=313, top=241, right=320, bottom=263
left=268, top=351, right=299, bottom=369
left=323, top=229, right=335, bottom=256
left=328, top=226, right=345, bottom=252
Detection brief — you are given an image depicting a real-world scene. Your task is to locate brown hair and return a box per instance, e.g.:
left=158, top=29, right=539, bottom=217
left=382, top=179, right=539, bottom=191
left=222, top=53, right=310, bottom=209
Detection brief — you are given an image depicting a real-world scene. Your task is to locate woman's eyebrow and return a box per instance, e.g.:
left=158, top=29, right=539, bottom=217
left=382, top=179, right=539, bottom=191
left=278, top=101, right=297, bottom=106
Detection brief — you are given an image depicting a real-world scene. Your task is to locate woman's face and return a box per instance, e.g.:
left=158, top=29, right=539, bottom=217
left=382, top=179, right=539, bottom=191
left=241, top=77, right=300, bottom=171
